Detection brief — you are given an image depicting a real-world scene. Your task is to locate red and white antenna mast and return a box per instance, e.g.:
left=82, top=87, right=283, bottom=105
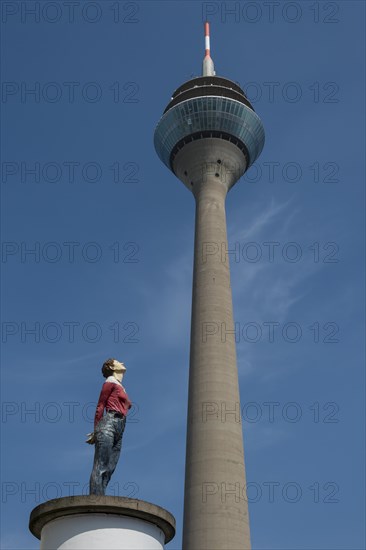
left=202, top=22, right=215, bottom=76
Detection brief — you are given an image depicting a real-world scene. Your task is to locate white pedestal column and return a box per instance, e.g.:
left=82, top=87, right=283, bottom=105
left=29, top=496, right=175, bottom=550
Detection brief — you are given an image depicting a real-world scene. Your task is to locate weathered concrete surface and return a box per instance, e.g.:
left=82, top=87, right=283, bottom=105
left=29, top=495, right=175, bottom=544
left=175, top=139, right=251, bottom=550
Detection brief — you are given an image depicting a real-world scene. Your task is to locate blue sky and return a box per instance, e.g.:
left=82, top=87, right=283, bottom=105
left=1, top=1, right=365, bottom=549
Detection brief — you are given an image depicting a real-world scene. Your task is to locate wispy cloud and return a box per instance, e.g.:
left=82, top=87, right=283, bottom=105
left=230, top=197, right=294, bottom=242
left=229, top=198, right=321, bottom=322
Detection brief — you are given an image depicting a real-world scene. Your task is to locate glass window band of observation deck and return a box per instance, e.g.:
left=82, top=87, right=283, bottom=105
left=154, top=96, right=265, bottom=171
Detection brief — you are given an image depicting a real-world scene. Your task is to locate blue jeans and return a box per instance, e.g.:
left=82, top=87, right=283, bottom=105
left=89, top=411, right=126, bottom=495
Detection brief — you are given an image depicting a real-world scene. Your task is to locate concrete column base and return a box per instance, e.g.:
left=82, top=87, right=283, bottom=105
left=29, top=496, right=175, bottom=550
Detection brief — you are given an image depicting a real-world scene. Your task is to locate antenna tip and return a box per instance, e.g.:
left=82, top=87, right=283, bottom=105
left=202, top=21, right=215, bottom=76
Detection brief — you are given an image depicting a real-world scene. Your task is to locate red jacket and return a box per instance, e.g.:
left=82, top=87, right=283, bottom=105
left=94, top=377, right=132, bottom=429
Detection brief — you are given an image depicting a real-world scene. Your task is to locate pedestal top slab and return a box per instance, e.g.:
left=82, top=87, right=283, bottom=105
left=29, top=496, right=176, bottom=543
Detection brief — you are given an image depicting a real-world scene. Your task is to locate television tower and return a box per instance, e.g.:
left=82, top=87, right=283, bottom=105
left=154, top=23, right=265, bottom=550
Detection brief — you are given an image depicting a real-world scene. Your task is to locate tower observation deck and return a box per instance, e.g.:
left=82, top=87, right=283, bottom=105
left=154, top=23, right=265, bottom=550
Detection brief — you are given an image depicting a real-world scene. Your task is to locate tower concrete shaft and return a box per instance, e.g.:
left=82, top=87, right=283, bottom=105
left=182, top=175, right=250, bottom=550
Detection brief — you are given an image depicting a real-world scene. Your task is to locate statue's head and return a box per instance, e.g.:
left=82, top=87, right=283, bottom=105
left=102, top=358, right=127, bottom=379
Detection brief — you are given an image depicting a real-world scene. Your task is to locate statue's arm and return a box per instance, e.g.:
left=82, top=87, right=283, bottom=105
left=94, top=383, right=113, bottom=428
left=121, top=387, right=132, bottom=410
left=85, top=382, right=113, bottom=444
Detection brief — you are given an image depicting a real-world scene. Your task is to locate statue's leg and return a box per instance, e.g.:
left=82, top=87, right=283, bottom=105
left=104, top=416, right=127, bottom=489
left=89, top=415, right=115, bottom=495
